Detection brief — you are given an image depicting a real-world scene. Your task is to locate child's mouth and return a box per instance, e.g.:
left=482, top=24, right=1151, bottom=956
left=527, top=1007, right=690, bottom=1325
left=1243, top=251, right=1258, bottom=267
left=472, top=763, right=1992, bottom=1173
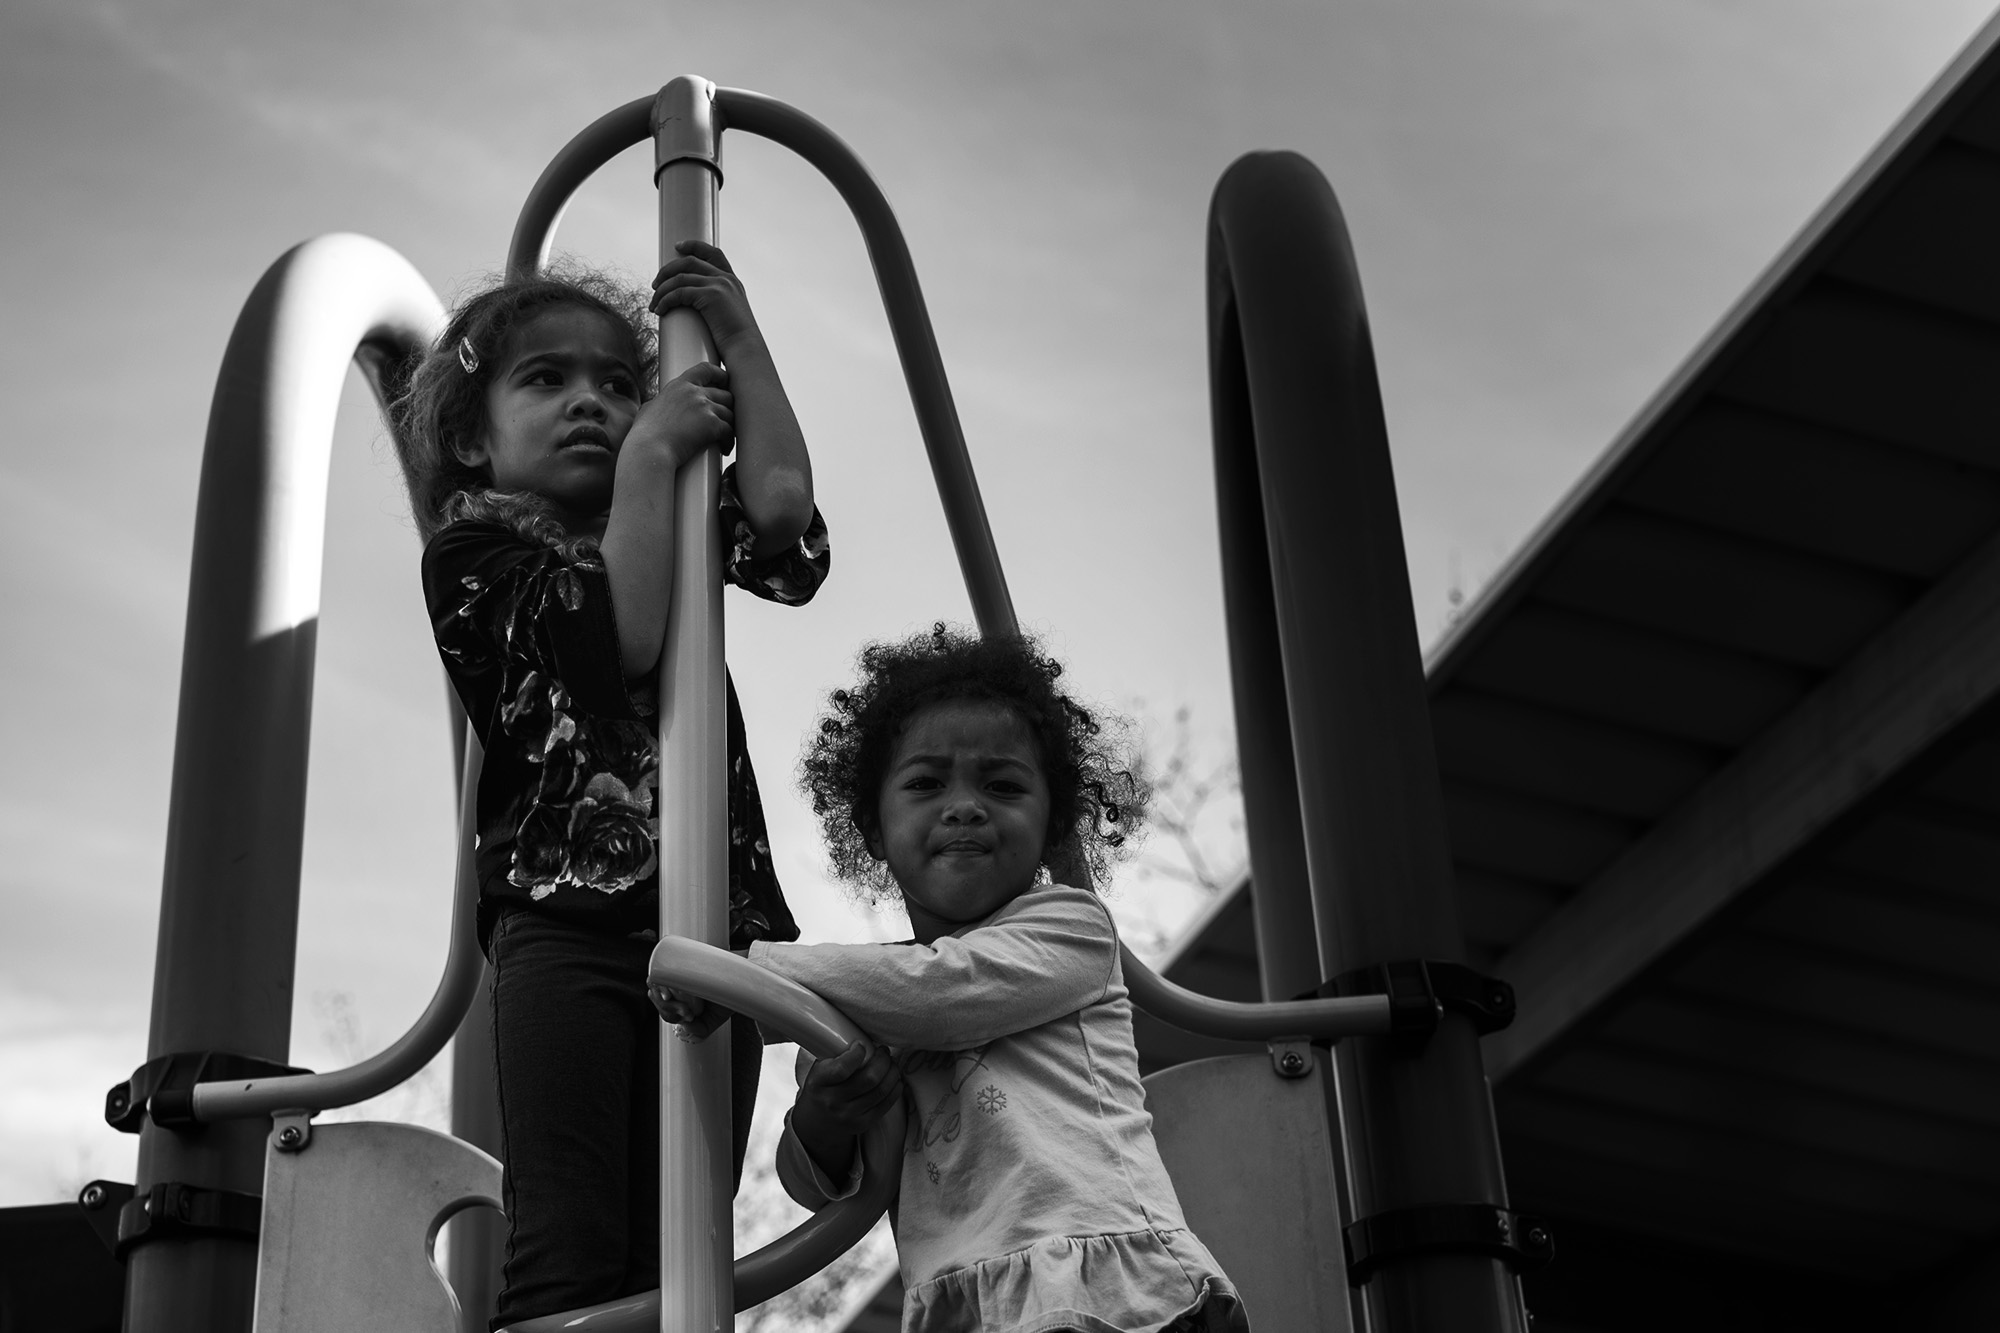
left=562, top=426, right=613, bottom=452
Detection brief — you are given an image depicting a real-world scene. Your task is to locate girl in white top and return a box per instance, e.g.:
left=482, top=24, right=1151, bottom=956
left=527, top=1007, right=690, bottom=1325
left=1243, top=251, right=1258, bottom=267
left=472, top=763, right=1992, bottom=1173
left=716, top=625, right=1247, bottom=1331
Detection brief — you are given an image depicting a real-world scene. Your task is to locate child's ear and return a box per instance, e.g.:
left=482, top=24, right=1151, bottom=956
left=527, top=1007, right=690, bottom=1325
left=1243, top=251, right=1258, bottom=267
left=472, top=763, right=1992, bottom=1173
left=454, top=436, right=492, bottom=470
left=859, top=815, right=886, bottom=863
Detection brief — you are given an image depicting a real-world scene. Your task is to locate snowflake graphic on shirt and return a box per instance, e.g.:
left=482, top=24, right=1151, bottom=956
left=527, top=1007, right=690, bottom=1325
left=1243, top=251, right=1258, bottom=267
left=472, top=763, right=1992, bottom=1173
left=976, top=1085, right=1007, bottom=1116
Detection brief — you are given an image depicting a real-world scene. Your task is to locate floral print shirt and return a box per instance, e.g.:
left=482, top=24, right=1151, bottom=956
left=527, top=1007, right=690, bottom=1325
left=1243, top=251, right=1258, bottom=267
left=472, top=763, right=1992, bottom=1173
left=422, top=468, right=830, bottom=950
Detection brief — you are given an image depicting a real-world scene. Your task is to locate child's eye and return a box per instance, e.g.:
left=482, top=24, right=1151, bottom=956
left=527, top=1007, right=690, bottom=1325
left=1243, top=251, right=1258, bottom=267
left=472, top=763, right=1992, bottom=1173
left=605, top=374, right=638, bottom=398
left=902, top=776, right=943, bottom=792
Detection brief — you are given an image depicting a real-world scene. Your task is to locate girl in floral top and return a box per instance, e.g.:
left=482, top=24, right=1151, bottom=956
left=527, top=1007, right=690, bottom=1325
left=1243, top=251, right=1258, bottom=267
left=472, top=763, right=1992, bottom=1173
left=390, top=249, right=828, bottom=1328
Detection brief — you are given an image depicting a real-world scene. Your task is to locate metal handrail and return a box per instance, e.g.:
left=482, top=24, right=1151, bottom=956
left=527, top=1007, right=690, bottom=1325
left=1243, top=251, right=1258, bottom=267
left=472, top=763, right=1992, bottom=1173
left=496, top=939, right=907, bottom=1331
left=1119, top=944, right=1391, bottom=1041
left=503, top=85, right=1019, bottom=639
left=193, top=733, right=485, bottom=1121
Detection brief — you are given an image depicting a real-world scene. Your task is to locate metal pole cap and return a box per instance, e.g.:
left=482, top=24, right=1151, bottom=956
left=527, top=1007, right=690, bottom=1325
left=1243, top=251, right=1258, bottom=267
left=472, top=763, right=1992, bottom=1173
left=653, top=76, right=721, bottom=185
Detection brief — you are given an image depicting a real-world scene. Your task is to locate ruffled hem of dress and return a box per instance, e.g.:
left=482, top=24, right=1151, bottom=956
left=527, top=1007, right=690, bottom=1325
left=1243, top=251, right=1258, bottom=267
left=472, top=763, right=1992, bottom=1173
left=902, top=1227, right=1250, bottom=1333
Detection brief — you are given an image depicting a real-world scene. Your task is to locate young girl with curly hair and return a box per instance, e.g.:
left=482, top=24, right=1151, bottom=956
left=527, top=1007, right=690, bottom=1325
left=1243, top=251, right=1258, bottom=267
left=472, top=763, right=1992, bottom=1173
left=729, top=625, right=1248, bottom=1331
left=390, top=244, right=828, bottom=1328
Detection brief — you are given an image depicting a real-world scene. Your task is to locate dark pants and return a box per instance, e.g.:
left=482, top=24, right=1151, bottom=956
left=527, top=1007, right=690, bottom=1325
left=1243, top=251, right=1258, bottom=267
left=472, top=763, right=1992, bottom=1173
left=488, top=910, right=761, bottom=1329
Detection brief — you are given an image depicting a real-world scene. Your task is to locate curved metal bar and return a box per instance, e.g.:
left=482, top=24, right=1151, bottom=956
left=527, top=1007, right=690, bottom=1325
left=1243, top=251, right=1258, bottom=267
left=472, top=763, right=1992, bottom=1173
left=714, top=87, right=1017, bottom=638
left=128, top=233, right=447, bottom=1327
left=498, top=939, right=905, bottom=1330
left=1209, top=151, right=1523, bottom=1328
left=505, top=96, right=654, bottom=279
left=172, top=234, right=478, bottom=1125
left=650, top=938, right=903, bottom=1310
left=1120, top=944, right=1390, bottom=1041
left=194, top=733, right=485, bottom=1121
left=502, top=86, right=1019, bottom=639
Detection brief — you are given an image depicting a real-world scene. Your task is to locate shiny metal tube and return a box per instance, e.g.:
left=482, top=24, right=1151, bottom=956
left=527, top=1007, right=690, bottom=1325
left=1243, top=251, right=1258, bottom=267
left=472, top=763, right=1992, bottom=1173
left=128, top=233, right=444, bottom=1332
left=1208, top=152, right=1527, bottom=1332
left=714, top=87, right=1016, bottom=638
left=653, top=74, right=734, bottom=1333
left=191, top=732, right=484, bottom=1121
left=649, top=939, right=904, bottom=1309
left=506, top=97, right=653, bottom=279
left=1120, top=945, right=1391, bottom=1041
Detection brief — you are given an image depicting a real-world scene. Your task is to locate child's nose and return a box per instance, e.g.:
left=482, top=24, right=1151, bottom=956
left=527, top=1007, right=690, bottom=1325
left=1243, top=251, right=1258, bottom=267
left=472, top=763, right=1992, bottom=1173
left=942, top=792, right=987, bottom=823
left=566, top=387, right=607, bottom=419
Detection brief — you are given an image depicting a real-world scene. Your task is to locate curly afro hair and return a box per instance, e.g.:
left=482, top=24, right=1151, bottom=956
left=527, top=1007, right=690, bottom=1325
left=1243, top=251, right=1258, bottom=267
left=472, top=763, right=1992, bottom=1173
left=801, top=623, right=1146, bottom=902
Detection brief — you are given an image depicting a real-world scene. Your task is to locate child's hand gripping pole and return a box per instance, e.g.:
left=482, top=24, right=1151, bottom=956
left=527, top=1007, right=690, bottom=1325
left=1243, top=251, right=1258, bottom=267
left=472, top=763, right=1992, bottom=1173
left=652, top=74, right=732, bottom=1325
left=648, top=937, right=906, bottom=1308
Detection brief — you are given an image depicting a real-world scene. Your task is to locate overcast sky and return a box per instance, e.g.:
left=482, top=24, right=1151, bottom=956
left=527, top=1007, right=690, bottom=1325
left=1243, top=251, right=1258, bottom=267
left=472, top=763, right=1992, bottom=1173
left=2, top=0, right=1993, bottom=1207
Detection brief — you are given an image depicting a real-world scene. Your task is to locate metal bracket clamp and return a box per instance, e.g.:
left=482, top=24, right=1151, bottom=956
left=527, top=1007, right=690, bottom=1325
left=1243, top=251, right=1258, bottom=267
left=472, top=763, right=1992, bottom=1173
left=1300, top=960, right=1516, bottom=1043
left=113, top=1180, right=263, bottom=1259
left=106, top=1050, right=307, bottom=1133
left=77, top=1178, right=135, bottom=1258
left=1344, top=1203, right=1553, bottom=1283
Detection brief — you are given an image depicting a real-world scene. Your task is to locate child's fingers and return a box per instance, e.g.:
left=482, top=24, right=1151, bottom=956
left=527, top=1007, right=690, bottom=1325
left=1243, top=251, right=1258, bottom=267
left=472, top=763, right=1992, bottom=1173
left=857, top=1043, right=899, bottom=1087
left=671, top=1000, right=739, bottom=1043
left=652, top=255, right=731, bottom=285
left=650, top=270, right=746, bottom=311
left=673, top=238, right=736, bottom=273
left=647, top=984, right=703, bottom=1020
left=850, top=1061, right=902, bottom=1110
left=808, top=1039, right=872, bottom=1085
left=653, top=250, right=730, bottom=285
left=650, top=266, right=737, bottom=298
left=668, top=361, right=728, bottom=389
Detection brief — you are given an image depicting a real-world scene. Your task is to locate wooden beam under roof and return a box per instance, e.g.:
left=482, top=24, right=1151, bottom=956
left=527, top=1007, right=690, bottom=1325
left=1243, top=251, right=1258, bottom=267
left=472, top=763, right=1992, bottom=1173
left=1486, top=528, right=2000, bottom=1080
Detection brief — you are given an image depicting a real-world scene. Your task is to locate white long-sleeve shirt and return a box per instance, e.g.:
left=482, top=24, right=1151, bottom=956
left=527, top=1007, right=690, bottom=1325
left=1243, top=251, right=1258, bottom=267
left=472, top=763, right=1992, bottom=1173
left=748, top=884, right=1248, bottom=1333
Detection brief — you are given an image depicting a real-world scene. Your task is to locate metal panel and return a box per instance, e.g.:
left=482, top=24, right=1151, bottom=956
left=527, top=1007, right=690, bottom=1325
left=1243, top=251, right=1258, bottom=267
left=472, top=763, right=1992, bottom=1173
left=251, top=1121, right=502, bottom=1333
left=1143, top=1055, right=1357, bottom=1332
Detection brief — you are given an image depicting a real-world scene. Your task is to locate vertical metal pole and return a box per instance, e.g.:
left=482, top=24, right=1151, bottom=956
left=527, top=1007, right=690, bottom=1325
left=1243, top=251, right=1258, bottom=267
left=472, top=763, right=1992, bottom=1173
left=1207, top=152, right=1527, bottom=1333
left=653, top=76, right=733, bottom=1331
left=447, top=714, right=503, bottom=1333
left=446, top=963, right=504, bottom=1332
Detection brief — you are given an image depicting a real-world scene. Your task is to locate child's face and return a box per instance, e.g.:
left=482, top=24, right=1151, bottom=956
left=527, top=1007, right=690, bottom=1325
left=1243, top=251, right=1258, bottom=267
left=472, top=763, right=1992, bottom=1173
left=868, top=699, right=1052, bottom=944
left=465, top=305, right=643, bottom=524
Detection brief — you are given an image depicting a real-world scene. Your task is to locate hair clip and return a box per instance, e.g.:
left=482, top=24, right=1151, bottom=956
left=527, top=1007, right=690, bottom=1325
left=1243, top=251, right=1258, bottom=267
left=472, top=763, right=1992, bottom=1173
left=457, top=337, right=480, bottom=374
